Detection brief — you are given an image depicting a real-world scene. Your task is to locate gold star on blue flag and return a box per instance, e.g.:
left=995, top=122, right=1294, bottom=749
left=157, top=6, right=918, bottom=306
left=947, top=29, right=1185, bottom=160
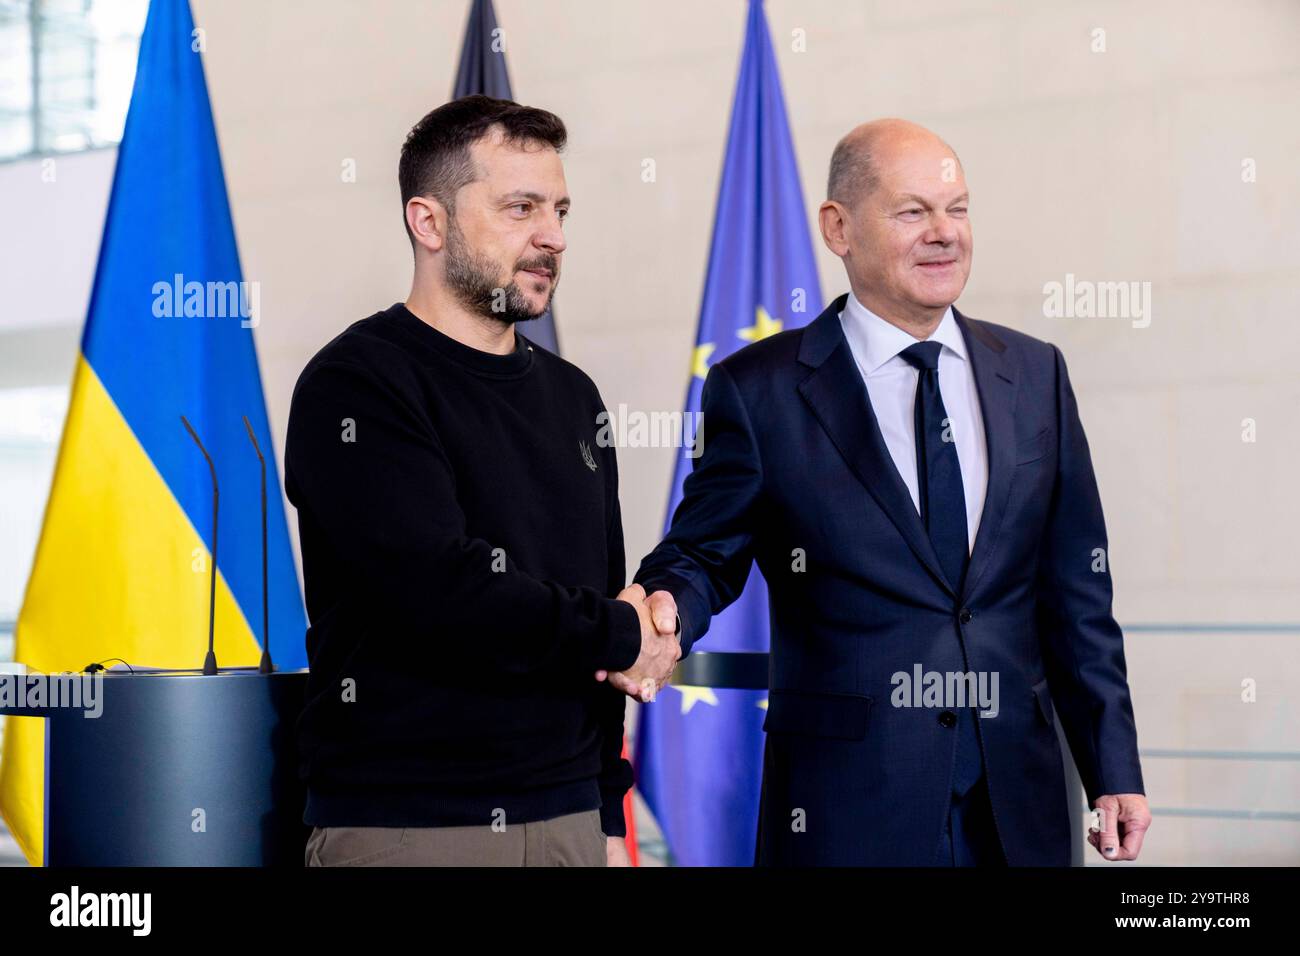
left=634, top=0, right=823, bottom=868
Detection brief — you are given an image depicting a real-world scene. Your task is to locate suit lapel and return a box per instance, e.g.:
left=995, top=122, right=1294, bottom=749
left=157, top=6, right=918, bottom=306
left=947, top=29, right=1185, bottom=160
left=795, top=296, right=1022, bottom=602
left=953, top=307, right=1019, bottom=604
left=797, top=295, right=954, bottom=598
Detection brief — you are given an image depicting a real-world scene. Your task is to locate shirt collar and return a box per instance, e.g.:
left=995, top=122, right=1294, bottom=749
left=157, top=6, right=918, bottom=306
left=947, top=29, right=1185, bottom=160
left=839, top=291, right=966, bottom=375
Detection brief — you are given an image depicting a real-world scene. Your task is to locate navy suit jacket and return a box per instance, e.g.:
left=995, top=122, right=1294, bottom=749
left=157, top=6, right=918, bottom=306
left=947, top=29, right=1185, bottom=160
left=635, top=292, right=1145, bottom=866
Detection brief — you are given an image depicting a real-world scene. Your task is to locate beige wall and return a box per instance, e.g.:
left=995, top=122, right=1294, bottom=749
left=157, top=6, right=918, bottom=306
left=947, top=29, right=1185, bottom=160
left=6, top=0, right=1297, bottom=864
left=203, top=0, right=1300, bottom=866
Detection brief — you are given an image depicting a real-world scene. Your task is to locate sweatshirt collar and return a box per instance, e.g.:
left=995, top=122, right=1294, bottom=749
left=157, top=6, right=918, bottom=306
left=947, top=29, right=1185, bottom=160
left=388, top=302, right=534, bottom=377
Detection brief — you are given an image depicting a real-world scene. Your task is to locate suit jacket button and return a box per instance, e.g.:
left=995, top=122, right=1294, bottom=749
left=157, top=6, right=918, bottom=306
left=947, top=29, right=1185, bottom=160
left=939, top=710, right=957, bottom=727
left=958, top=608, right=973, bottom=624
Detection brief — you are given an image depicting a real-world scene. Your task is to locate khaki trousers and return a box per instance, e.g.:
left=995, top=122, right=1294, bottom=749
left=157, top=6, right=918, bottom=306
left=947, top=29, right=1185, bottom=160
left=304, top=808, right=608, bottom=867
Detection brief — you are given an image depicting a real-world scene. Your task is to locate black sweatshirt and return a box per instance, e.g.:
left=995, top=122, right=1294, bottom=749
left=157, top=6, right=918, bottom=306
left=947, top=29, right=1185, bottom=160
left=284, top=302, right=643, bottom=837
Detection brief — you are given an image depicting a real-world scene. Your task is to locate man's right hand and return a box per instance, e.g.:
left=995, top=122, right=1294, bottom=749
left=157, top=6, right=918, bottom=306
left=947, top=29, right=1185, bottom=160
left=594, top=584, right=680, bottom=702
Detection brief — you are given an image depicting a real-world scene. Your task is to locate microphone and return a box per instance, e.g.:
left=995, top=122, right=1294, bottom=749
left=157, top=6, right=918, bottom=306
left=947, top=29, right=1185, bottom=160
left=243, top=415, right=274, bottom=674
left=180, top=415, right=219, bottom=676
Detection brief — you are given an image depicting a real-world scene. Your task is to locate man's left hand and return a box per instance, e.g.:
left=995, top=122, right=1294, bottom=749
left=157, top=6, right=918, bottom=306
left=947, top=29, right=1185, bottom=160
left=1088, top=793, right=1150, bottom=861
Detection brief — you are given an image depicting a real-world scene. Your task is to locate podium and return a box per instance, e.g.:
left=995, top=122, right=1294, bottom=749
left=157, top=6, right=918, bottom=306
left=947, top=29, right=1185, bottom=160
left=0, top=669, right=309, bottom=866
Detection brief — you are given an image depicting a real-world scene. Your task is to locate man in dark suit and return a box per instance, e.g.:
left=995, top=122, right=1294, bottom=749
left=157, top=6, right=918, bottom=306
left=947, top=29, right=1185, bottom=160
left=626, top=118, right=1151, bottom=866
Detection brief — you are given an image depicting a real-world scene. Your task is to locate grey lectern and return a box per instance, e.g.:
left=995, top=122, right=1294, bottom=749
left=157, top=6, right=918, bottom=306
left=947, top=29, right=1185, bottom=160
left=0, top=668, right=309, bottom=866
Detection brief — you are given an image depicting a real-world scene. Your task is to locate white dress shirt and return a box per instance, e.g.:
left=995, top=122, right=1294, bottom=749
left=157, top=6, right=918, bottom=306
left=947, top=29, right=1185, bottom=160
left=838, top=293, right=988, bottom=554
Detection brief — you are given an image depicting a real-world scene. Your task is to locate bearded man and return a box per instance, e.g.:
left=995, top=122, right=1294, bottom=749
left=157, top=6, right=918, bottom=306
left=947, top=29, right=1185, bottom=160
left=286, top=95, right=679, bottom=868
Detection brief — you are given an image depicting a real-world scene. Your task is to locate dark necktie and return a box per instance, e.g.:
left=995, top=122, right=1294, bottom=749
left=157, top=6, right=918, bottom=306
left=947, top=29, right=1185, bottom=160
left=899, top=341, right=968, bottom=591
left=899, top=340, right=983, bottom=796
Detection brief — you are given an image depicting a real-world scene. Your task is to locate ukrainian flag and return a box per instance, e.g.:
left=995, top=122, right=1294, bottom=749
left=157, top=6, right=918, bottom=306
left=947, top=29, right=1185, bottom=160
left=0, top=0, right=306, bottom=865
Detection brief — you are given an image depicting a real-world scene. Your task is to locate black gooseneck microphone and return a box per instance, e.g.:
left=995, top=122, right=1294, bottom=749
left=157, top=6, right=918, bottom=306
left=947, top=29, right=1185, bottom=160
left=243, top=415, right=274, bottom=674
left=180, top=415, right=219, bottom=676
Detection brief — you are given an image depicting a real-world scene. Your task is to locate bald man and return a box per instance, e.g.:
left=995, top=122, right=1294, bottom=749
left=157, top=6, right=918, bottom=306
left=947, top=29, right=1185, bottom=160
left=628, top=119, right=1151, bottom=866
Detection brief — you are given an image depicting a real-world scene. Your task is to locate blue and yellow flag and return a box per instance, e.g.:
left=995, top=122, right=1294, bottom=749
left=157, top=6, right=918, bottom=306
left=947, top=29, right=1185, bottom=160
left=635, top=0, right=823, bottom=866
left=0, top=0, right=306, bottom=865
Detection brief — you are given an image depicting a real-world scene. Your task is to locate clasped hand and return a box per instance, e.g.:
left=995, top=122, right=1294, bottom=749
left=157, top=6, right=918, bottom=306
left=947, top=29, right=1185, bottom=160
left=594, top=583, right=680, bottom=702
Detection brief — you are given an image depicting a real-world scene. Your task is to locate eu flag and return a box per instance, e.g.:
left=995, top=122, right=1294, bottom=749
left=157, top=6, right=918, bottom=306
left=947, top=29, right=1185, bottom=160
left=635, top=0, right=822, bottom=866
left=452, top=0, right=560, bottom=356
left=0, top=0, right=306, bottom=865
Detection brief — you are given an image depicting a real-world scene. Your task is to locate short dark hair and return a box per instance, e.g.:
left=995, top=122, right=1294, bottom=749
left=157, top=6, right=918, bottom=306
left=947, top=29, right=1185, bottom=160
left=398, top=94, right=567, bottom=249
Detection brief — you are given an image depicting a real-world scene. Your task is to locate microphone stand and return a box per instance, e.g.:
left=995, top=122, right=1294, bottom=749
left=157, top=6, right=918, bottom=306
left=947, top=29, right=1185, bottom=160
left=180, top=415, right=219, bottom=675
left=243, top=415, right=274, bottom=674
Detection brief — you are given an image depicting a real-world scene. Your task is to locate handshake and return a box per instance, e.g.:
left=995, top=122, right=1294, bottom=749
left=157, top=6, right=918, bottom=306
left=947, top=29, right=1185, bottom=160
left=594, top=584, right=681, bottom=703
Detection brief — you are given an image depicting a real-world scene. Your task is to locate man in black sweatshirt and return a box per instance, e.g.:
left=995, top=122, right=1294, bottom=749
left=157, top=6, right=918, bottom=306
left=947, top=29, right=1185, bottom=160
left=286, top=95, right=679, bottom=867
